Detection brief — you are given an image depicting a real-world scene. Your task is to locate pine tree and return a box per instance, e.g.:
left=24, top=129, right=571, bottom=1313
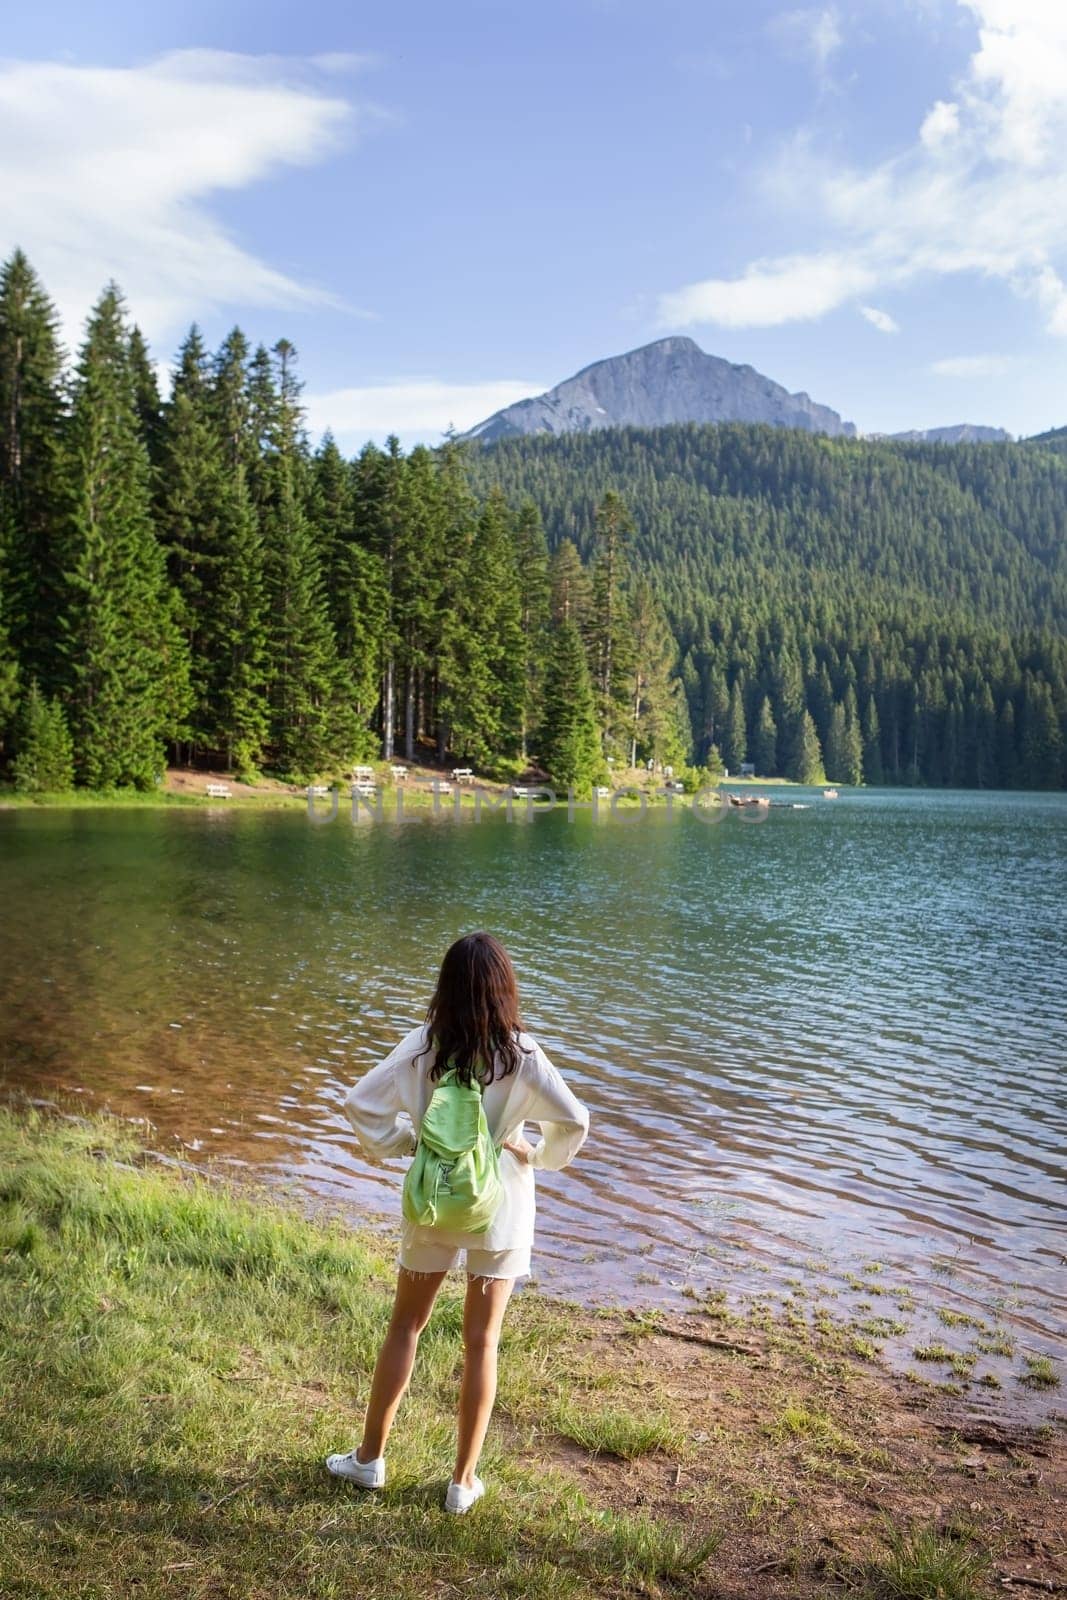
left=790, top=709, right=827, bottom=784
left=825, top=690, right=863, bottom=784
left=861, top=693, right=883, bottom=784
left=311, top=432, right=383, bottom=755
left=705, top=743, right=726, bottom=780
left=353, top=436, right=413, bottom=759
left=996, top=698, right=1018, bottom=787
left=1019, top=675, right=1065, bottom=789
left=754, top=695, right=778, bottom=775
left=12, top=678, right=74, bottom=792
left=201, top=327, right=271, bottom=772
left=826, top=702, right=847, bottom=783
left=212, top=328, right=253, bottom=476
left=967, top=679, right=997, bottom=788
left=0, top=552, right=18, bottom=751
left=772, top=646, right=806, bottom=778
left=310, top=432, right=356, bottom=614
left=397, top=445, right=448, bottom=760
left=722, top=677, right=747, bottom=773
left=436, top=485, right=525, bottom=765
left=158, top=326, right=226, bottom=755
left=58, top=285, right=191, bottom=787
left=811, top=661, right=835, bottom=753
left=208, top=462, right=270, bottom=774
left=549, top=538, right=591, bottom=626
left=0, top=250, right=66, bottom=689
left=539, top=618, right=604, bottom=796
left=513, top=499, right=550, bottom=758
left=259, top=341, right=352, bottom=776
left=705, top=671, right=731, bottom=764
left=626, top=577, right=687, bottom=767
left=128, top=325, right=164, bottom=470
left=588, top=491, right=634, bottom=749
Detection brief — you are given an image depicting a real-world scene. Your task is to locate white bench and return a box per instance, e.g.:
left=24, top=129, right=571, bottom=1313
left=451, top=767, right=474, bottom=783
left=595, top=786, right=611, bottom=798
left=352, top=765, right=375, bottom=781
left=352, top=781, right=377, bottom=797
left=390, top=765, right=408, bottom=781
left=205, top=783, right=231, bottom=798
left=308, top=784, right=331, bottom=796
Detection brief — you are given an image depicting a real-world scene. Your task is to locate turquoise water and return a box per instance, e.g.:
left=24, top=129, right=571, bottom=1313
left=2, top=789, right=1065, bottom=1406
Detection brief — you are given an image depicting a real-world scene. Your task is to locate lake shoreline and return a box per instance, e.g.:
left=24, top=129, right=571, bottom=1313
left=0, top=764, right=803, bottom=810
left=3, top=1102, right=1064, bottom=1600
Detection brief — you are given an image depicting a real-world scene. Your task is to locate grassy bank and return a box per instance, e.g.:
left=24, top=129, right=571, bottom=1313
left=1, top=763, right=806, bottom=811
left=1, top=1106, right=1062, bottom=1599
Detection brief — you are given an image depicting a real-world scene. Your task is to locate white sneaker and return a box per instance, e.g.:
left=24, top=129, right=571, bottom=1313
left=445, top=1476, right=485, bottom=1514
left=325, top=1450, right=385, bottom=1488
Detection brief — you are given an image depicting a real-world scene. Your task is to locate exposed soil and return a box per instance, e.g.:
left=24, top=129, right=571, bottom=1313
left=515, top=1308, right=1067, bottom=1598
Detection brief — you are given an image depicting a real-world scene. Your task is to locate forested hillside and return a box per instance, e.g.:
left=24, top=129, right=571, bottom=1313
left=0, top=253, right=635, bottom=796
left=469, top=426, right=1067, bottom=789
left=1, top=248, right=1064, bottom=795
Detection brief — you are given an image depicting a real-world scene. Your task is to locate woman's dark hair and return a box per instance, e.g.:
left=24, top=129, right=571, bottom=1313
left=420, top=932, right=523, bottom=1086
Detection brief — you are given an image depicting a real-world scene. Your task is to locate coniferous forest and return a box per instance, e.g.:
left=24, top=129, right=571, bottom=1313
left=1, top=248, right=1065, bottom=796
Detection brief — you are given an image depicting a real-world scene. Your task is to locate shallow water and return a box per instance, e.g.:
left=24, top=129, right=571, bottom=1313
left=2, top=789, right=1065, bottom=1415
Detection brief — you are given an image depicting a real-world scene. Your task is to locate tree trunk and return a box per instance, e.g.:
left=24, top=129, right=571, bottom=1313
left=416, top=669, right=426, bottom=746
left=631, top=670, right=641, bottom=768
left=382, top=656, right=395, bottom=760
left=404, top=662, right=415, bottom=761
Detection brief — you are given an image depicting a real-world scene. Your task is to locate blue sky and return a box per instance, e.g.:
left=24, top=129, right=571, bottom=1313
left=2, top=0, right=1064, bottom=446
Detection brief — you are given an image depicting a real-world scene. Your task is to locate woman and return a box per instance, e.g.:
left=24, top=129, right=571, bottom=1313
left=327, top=931, right=590, bottom=1513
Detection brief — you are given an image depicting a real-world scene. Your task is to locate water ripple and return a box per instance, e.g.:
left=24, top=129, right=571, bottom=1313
left=2, top=790, right=1065, bottom=1400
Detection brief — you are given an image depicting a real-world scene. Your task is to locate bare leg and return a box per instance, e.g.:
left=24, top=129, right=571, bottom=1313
left=357, top=1267, right=447, bottom=1462
left=453, top=1275, right=515, bottom=1487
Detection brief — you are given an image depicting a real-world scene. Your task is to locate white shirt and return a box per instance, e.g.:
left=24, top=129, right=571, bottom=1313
left=343, top=1024, right=590, bottom=1254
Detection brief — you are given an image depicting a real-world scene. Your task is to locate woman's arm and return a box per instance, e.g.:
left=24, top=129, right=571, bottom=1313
left=343, top=1032, right=422, bottom=1161
left=508, top=1043, right=589, bottom=1170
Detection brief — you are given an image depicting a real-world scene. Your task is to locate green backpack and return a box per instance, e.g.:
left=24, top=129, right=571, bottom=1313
left=402, top=1067, right=503, bottom=1233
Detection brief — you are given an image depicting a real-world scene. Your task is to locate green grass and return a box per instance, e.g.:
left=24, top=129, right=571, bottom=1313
left=857, top=1522, right=991, bottom=1599
left=545, top=1400, right=685, bottom=1461
left=0, top=1106, right=717, bottom=1599
left=1018, top=1353, right=1060, bottom=1390
left=975, top=1327, right=1014, bottom=1357
left=0, top=784, right=302, bottom=809
left=765, top=1400, right=872, bottom=1464
left=911, top=1342, right=953, bottom=1362
left=935, top=1308, right=987, bottom=1331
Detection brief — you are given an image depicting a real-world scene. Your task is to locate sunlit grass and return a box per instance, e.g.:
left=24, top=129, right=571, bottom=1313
left=1019, top=1353, right=1060, bottom=1390
left=0, top=1105, right=712, bottom=1599
left=860, top=1522, right=992, bottom=1600
left=766, top=1400, right=869, bottom=1462
left=546, top=1400, right=686, bottom=1460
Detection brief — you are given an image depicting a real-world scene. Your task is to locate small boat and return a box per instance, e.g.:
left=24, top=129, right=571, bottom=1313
left=727, top=792, right=770, bottom=808
left=822, top=788, right=839, bottom=799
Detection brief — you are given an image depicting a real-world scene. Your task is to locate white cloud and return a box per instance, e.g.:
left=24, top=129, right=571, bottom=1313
left=0, top=50, right=361, bottom=356
left=660, top=252, right=875, bottom=328
left=860, top=304, right=900, bottom=333
left=919, top=99, right=960, bottom=146
left=930, top=353, right=1013, bottom=376
left=659, top=1, right=1067, bottom=336
left=304, top=378, right=544, bottom=450
left=768, top=8, right=843, bottom=71
left=1031, top=264, right=1067, bottom=335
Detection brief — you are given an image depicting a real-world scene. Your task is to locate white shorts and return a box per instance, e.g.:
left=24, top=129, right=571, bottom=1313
left=398, top=1238, right=531, bottom=1280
